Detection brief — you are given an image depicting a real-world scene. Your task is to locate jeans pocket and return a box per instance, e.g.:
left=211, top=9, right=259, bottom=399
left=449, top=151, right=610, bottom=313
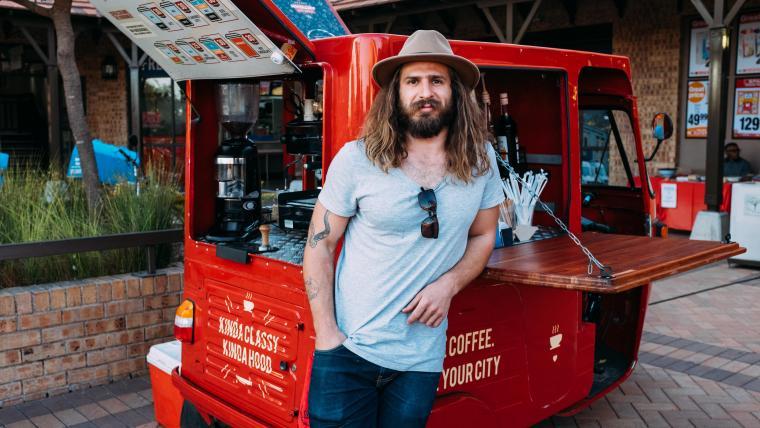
left=313, top=343, right=346, bottom=355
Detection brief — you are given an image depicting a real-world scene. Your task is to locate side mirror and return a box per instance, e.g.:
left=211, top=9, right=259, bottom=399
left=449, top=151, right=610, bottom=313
left=646, top=112, right=673, bottom=161
left=652, top=112, right=673, bottom=141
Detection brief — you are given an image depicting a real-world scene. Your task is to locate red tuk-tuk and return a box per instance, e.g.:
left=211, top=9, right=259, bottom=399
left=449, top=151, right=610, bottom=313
left=93, top=1, right=744, bottom=426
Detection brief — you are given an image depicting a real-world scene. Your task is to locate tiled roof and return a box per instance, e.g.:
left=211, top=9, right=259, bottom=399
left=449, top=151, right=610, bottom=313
left=0, top=0, right=100, bottom=17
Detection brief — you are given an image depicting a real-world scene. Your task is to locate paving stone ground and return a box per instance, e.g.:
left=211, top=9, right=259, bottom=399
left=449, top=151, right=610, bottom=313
left=1, top=256, right=759, bottom=427
left=0, top=377, right=156, bottom=427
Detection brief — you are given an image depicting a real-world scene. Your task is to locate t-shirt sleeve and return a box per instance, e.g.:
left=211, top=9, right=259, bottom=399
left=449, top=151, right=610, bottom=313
left=318, top=143, right=358, bottom=217
left=480, top=144, right=506, bottom=210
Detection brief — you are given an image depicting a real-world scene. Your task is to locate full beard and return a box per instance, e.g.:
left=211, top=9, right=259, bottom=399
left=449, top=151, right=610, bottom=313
left=398, top=98, right=455, bottom=139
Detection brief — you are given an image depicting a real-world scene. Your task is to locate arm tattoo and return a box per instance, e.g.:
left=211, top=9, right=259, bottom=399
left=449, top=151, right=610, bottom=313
left=307, top=221, right=315, bottom=245
left=305, top=276, right=319, bottom=300
left=308, top=210, right=331, bottom=248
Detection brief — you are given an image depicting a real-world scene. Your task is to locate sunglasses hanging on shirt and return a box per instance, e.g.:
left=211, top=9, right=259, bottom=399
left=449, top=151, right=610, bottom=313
left=418, top=187, right=439, bottom=239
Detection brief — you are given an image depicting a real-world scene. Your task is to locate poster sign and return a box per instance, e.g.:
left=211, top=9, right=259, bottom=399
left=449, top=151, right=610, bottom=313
left=733, top=78, right=760, bottom=138
left=661, top=183, right=678, bottom=209
left=686, top=80, right=709, bottom=138
left=737, top=13, right=760, bottom=74
left=89, top=0, right=299, bottom=81
left=689, top=20, right=709, bottom=77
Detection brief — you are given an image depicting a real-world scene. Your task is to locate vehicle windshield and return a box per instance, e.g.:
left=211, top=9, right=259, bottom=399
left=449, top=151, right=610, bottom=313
left=580, top=109, right=640, bottom=188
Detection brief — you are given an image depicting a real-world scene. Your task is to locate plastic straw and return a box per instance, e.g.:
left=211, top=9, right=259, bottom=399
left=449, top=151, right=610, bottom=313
left=501, top=169, right=548, bottom=226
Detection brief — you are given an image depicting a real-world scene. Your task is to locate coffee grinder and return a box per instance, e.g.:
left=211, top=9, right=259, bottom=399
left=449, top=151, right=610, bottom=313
left=206, top=82, right=261, bottom=242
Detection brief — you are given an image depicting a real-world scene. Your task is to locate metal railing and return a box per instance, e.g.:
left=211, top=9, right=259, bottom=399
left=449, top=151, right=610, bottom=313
left=0, top=228, right=184, bottom=274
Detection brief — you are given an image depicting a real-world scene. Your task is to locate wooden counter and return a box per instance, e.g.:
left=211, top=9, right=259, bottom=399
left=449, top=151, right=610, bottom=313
left=482, top=232, right=745, bottom=293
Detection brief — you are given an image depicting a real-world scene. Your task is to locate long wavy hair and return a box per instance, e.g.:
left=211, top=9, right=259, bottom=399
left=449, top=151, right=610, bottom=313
left=361, top=66, right=492, bottom=184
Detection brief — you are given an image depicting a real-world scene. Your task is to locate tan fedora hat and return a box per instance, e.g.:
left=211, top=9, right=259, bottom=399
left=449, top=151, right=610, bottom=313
left=372, top=30, right=480, bottom=90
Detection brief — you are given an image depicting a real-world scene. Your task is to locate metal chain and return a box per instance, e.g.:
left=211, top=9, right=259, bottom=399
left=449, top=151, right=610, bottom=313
left=497, top=157, right=613, bottom=279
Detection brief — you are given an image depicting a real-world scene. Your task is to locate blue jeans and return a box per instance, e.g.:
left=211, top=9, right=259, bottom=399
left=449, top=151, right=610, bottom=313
left=308, top=345, right=441, bottom=428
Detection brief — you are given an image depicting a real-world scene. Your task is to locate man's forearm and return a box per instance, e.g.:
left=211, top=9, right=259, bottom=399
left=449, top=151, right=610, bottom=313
left=440, top=232, right=495, bottom=295
left=303, top=249, right=340, bottom=335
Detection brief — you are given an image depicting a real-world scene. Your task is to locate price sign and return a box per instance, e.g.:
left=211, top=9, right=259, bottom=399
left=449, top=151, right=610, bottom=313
left=733, top=78, right=760, bottom=138
left=689, top=20, right=710, bottom=77
left=686, top=80, right=709, bottom=138
left=736, top=13, right=760, bottom=74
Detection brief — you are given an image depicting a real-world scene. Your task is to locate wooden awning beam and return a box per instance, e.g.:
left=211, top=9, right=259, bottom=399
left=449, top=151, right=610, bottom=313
left=612, top=0, right=627, bottom=18
left=690, top=0, right=747, bottom=27
left=477, top=0, right=542, bottom=44
left=18, top=24, right=50, bottom=65
left=515, top=0, right=542, bottom=44
left=478, top=3, right=506, bottom=43
left=724, top=0, right=747, bottom=25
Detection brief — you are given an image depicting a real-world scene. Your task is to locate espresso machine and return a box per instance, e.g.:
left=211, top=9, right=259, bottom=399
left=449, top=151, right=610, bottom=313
left=278, top=82, right=323, bottom=231
left=206, top=82, right=261, bottom=242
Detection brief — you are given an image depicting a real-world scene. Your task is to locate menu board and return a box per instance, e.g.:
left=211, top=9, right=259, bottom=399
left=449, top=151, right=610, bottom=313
left=689, top=20, right=710, bottom=78
left=737, top=13, right=760, bottom=74
left=686, top=80, right=709, bottom=138
left=90, top=0, right=299, bottom=81
left=733, top=78, right=760, bottom=138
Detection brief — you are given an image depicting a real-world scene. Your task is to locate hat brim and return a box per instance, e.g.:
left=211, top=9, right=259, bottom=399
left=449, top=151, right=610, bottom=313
left=372, top=53, right=480, bottom=91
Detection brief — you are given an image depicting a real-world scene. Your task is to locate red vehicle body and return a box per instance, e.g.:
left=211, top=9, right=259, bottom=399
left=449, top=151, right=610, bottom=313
left=95, top=1, right=745, bottom=426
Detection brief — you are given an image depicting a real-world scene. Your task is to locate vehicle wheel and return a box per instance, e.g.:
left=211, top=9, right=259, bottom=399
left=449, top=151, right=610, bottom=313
left=180, top=401, right=212, bottom=428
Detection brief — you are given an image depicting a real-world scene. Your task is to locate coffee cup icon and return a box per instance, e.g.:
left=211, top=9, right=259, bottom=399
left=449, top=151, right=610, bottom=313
left=549, top=333, right=562, bottom=350
left=243, top=300, right=254, bottom=313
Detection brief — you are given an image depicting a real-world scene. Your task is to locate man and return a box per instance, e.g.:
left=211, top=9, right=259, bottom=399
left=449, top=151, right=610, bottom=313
left=302, top=30, right=504, bottom=427
left=724, top=142, right=753, bottom=177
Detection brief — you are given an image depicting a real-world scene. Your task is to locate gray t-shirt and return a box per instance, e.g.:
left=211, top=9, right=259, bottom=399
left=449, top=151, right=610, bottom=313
left=318, top=140, right=505, bottom=372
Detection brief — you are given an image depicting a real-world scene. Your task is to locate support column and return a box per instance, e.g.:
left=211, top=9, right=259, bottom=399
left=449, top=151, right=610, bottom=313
left=106, top=32, right=148, bottom=174
left=704, top=27, right=730, bottom=211
left=129, top=43, right=142, bottom=162
left=46, top=25, right=61, bottom=169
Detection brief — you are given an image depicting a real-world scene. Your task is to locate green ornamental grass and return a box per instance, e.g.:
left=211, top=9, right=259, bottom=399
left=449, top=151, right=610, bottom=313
left=0, top=166, right=183, bottom=288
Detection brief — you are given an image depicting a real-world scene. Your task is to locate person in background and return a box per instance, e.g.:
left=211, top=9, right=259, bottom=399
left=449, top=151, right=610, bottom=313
left=724, top=142, right=753, bottom=177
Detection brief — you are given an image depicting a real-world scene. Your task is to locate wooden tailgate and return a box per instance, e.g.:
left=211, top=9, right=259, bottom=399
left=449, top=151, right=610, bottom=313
left=482, top=233, right=745, bottom=293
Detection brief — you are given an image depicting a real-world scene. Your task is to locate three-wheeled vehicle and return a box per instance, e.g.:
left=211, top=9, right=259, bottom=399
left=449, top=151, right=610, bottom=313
left=92, top=0, right=744, bottom=426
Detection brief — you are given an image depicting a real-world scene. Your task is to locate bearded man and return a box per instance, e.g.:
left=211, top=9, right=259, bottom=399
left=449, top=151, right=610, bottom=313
left=302, top=30, right=504, bottom=428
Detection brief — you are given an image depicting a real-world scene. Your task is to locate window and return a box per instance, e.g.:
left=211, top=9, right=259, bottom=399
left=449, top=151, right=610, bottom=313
left=141, top=76, right=186, bottom=172
left=580, top=109, right=639, bottom=187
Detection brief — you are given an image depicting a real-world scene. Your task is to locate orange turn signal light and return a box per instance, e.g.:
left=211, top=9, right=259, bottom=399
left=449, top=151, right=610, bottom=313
left=174, top=299, right=194, bottom=343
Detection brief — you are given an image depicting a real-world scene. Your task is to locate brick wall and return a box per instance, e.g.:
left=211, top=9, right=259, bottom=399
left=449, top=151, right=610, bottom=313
left=0, top=268, right=182, bottom=406
left=76, top=32, right=129, bottom=147
left=612, top=0, right=681, bottom=177
left=525, top=0, right=682, bottom=177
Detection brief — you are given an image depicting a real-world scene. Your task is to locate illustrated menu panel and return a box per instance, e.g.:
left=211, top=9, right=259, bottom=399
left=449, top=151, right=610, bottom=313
left=90, top=0, right=299, bottom=81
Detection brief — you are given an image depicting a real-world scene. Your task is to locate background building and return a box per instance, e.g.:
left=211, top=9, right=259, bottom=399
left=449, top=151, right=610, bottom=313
left=334, top=0, right=760, bottom=178
left=2, top=0, right=758, bottom=178
left=0, top=1, right=182, bottom=173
